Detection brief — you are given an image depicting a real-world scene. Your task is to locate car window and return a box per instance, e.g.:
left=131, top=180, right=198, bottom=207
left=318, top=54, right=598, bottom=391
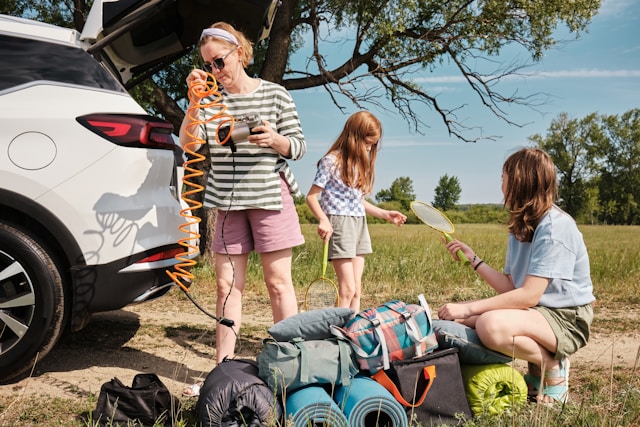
left=0, top=35, right=126, bottom=93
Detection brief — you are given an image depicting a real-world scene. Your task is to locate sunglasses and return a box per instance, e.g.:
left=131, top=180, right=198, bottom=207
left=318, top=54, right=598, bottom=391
left=203, top=47, right=238, bottom=72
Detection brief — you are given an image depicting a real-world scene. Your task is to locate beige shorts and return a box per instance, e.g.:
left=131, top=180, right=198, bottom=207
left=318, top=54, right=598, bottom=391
left=533, top=303, right=594, bottom=359
left=327, top=215, right=372, bottom=259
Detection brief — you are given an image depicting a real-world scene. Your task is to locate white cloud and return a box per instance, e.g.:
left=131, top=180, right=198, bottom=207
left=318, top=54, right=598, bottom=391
left=598, top=0, right=636, bottom=17
left=415, top=69, right=640, bottom=84
left=534, top=69, right=640, bottom=78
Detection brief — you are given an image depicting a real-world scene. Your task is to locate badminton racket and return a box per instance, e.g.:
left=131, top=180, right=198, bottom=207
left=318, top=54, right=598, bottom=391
left=304, top=240, right=339, bottom=311
left=410, top=201, right=470, bottom=265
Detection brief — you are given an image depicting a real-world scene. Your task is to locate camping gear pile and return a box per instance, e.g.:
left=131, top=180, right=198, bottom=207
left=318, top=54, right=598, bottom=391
left=94, top=297, right=527, bottom=426
left=196, top=296, right=527, bottom=426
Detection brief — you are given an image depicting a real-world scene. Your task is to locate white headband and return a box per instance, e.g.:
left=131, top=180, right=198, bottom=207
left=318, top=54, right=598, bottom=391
left=200, top=28, right=239, bottom=46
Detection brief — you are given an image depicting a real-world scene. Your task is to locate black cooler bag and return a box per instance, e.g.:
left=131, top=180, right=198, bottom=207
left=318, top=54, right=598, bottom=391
left=372, top=347, right=473, bottom=426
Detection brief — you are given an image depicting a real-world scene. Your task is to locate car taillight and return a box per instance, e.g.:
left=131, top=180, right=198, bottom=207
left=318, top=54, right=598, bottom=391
left=77, top=113, right=175, bottom=149
left=137, top=247, right=185, bottom=263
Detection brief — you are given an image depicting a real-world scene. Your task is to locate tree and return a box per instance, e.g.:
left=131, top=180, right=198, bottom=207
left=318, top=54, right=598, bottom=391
left=2, top=0, right=602, bottom=141
left=529, top=112, right=602, bottom=218
left=433, top=174, right=461, bottom=211
left=375, top=176, right=415, bottom=209
left=596, top=109, right=640, bottom=224
left=529, top=108, right=640, bottom=225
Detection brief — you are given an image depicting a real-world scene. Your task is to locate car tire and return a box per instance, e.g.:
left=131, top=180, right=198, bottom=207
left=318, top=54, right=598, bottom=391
left=0, top=222, right=66, bottom=384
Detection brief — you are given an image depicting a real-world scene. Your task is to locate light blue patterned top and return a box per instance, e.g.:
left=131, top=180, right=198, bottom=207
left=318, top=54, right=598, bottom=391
left=312, top=153, right=365, bottom=216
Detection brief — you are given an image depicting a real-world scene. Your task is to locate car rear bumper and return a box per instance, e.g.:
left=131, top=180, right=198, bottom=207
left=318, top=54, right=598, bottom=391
left=68, top=244, right=197, bottom=331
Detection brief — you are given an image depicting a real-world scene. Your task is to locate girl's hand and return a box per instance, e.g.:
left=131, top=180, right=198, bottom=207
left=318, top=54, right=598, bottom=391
left=317, top=219, right=333, bottom=242
left=437, top=302, right=471, bottom=321
left=388, top=210, right=407, bottom=226
left=444, top=238, right=475, bottom=263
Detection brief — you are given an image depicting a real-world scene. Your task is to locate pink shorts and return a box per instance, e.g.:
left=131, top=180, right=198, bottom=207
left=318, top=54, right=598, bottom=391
left=212, top=177, right=305, bottom=254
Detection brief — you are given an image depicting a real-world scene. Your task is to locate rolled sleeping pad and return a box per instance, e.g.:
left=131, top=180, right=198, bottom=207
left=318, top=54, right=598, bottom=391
left=334, top=375, right=408, bottom=427
left=460, top=363, right=528, bottom=416
left=285, top=384, right=348, bottom=427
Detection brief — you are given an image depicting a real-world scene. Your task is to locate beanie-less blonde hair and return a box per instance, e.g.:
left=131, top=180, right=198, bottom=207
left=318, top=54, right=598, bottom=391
left=199, top=22, right=253, bottom=68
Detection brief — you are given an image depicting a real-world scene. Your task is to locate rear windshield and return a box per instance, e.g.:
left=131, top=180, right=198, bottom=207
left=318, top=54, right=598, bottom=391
left=0, top=35, right=126, bottom=93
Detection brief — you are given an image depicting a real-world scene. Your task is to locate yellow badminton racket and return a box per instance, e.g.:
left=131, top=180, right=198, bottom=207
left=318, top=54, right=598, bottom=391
left=304, top=240, right=339, bottom=311
left=410, top=201, right=470, bottom=265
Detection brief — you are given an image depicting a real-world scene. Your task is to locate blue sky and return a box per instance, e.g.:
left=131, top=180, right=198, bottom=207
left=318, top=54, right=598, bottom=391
left=286, top=0, right=640, bottom=204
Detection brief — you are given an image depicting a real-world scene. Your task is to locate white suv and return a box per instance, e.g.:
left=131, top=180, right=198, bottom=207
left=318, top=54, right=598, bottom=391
left=0, top=0, right=278, bottom=383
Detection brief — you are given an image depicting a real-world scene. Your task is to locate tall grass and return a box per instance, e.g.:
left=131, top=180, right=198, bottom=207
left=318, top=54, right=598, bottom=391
left=237, top=223, right=640, bottom=309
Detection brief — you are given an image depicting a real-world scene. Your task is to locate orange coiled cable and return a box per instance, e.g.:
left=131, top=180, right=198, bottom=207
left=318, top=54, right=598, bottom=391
left=166, top=72, right=234, bottom=292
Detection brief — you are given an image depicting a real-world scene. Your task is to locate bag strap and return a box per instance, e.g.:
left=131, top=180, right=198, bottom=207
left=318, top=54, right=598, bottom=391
left=336, top=338, right=353, bottom=385
left=291, top=338, right=309, bottom=383
left=404, top=310, right=432, bottom=358
left=386, top=300, right=430, bottom=359
left=263, top=337, right=301, bottom=357
left=331, top=324, right=385, bottom=367
left=373, top=320, right=391, bottom=370
left=372, top=364, right=437, bottom=408
left=292, top=337, right=352, bottom=385
left=418, top=294, right=433, bottom=324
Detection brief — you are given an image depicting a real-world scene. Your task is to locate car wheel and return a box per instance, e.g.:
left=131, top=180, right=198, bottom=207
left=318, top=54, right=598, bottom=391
left=0, top=222, right=66, bottom=383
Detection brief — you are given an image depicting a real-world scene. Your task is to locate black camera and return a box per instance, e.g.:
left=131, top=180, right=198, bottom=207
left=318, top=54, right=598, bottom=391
left=217, top=114, right=263, bottom=152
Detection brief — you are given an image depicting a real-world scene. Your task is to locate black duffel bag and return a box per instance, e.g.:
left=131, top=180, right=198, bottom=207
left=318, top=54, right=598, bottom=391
left=94, top=373, right=178, bottom=426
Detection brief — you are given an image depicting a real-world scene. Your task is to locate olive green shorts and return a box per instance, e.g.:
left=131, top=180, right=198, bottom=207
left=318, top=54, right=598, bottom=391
left=533, top=303, right=594, bottom=359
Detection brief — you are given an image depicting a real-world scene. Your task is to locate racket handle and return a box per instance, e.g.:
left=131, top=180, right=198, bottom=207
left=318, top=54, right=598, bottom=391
left=322, top=240, right=329, bottom=276
left=444, top=233, right=470, bottom=265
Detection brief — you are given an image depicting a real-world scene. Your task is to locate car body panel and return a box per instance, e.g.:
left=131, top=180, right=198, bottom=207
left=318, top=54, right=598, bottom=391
left=1, top=83, right=185, bottom=264
left=0, top=14, right=79, bottom=44
left=0, top=14, right=194, bottom=333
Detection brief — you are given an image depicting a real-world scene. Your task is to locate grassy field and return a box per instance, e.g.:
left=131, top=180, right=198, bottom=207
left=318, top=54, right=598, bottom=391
left=231, top=223, right=640, bottom=309
left=1, top=224, right=638, bottom=426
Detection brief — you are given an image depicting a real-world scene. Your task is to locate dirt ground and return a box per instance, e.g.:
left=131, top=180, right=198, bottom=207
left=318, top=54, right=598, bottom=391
left=0, top=295, right=638, bottom=405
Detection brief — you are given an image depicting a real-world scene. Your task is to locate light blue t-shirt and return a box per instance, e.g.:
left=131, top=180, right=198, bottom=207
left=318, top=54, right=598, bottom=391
left=504, top=206, right=595, bottom=308
left=312, top=153, right=366, bottom=216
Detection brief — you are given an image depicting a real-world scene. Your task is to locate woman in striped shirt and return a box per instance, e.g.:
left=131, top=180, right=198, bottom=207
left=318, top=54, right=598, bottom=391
left=179, top=21, right=306, bottom=382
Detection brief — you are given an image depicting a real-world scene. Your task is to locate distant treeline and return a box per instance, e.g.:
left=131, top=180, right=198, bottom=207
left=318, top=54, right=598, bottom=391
left=296, top=201, right=509, bottom=225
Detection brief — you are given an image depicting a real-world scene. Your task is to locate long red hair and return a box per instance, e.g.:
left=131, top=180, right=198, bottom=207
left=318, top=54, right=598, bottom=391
left=322, top=111, right=381, bottom=194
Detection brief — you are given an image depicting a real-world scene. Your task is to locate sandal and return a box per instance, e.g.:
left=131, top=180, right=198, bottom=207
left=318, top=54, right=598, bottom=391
left=182, top=382, right=203, bottom=398
left=540, top=357, right=569, bottom=404
left=525, top=358, right=570, bottom=405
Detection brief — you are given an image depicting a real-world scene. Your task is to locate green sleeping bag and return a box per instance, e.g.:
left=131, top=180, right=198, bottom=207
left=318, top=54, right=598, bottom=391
left=461, top=363, right=528, bottom=416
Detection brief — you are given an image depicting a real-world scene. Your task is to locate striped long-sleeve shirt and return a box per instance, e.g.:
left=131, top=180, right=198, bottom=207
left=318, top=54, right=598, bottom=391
left=199, top=79, right=306, bottom=210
